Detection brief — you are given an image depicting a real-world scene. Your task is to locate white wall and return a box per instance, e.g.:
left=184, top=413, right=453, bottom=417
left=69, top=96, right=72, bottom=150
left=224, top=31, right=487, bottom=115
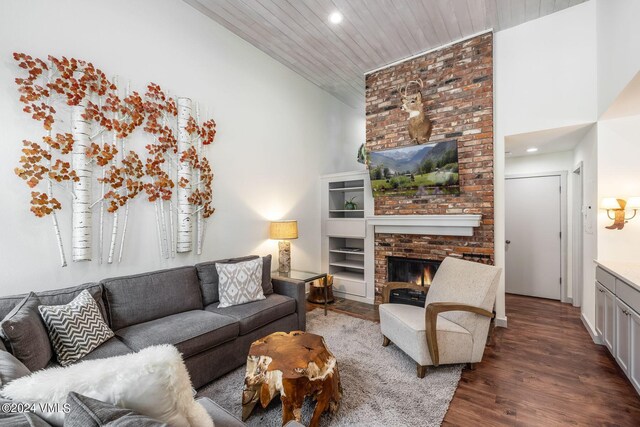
left=505, top=151, right=574, bottom=175
left=597, top=0, right=640, bottom=116
left=573, top=126, right=598, bottom=330
left=0, top=0, right=365, bottom=295
left=495, top=1, right=597, bottom=137
left=494, top=1, right=597, bottom=325
left=597, top=115, right=640, bottom=261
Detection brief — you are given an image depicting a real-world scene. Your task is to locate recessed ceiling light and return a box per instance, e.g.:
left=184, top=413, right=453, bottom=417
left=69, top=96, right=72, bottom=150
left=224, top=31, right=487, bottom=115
left=527, top=147, right=538, bottom=153
left=328, top=11, right=343, bottom=24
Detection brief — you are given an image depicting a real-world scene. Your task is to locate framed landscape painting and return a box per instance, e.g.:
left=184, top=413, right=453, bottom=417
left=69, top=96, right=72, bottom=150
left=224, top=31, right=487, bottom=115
left=368, top=140, right=460, bottom=198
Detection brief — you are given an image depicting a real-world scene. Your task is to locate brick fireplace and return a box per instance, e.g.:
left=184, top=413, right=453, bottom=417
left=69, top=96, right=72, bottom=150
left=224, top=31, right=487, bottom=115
left=366, top=32, right=494, bottom=302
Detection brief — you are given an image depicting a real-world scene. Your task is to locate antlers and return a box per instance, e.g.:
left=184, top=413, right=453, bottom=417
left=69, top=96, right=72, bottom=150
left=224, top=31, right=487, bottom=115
left=398, top=78, right=424, bottom=98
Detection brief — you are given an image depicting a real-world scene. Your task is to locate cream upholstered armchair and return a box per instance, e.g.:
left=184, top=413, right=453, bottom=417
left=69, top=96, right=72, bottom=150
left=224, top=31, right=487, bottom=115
left=379, top=257, right=501, bottom=378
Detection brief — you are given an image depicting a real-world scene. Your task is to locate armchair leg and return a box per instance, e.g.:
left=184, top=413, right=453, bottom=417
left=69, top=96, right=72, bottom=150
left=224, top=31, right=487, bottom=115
left=467, top=363, right=476, bottom=371
left=486, top=316, right=496, bottom=347
left=417, top=364, right=427, bottom=378
left=382, top=336, right=390, bottom=347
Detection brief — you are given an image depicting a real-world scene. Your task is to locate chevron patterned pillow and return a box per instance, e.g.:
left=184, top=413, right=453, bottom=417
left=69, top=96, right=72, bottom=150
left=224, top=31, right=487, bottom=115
left=38, top=290, right=114, bottom=366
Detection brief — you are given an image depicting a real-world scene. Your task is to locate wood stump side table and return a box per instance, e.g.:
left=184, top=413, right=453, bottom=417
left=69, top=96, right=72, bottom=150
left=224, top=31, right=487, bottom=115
left=307, top=274, right=335, bottom=305
left=242, top=331, right=342, bottom=427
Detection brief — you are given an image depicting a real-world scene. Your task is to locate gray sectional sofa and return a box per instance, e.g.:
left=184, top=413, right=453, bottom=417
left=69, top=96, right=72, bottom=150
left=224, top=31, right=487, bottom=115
left=0, top=254, right=307, bottom=425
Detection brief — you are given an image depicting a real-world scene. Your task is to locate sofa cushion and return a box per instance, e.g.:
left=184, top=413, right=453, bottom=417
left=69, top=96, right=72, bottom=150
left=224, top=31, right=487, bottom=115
left=0, top=399, right=52, bottom=427
left=260, top=254, right=273, bottom=295
left=0, top=350, right=31, bottom=386
left=101, top=266, right=203, bottom=330
left=115, top=310, right=238, bottom=358
left=0, top=283, right=108, bottom=328
left=65, top=392, right=167, bottom=427
left=196, top=255, right=273, bottom=306
left=78, top=337, right=132, bottom=362
left=205, top=293, right=296, bottom=335
left=0, top=293, right=53, bottom=371
left=196, top=397, right=245, bottom=427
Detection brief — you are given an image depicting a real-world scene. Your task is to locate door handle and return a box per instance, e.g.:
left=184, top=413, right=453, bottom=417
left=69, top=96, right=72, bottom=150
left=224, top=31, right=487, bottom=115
left=505, top=240, right=511, bottom=244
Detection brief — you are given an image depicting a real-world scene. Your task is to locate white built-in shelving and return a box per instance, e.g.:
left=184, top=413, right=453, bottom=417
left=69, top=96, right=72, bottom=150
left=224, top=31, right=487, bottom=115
left=321, top=171, right=374, bottom=303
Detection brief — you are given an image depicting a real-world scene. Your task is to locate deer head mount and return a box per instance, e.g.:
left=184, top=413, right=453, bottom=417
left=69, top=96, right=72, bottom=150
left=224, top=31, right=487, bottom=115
left=399, top=78, right=432, bottom=144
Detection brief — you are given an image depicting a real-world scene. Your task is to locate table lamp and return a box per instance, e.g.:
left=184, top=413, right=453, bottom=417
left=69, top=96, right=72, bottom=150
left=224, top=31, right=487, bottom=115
left=270, top=220, right=298, bottom=273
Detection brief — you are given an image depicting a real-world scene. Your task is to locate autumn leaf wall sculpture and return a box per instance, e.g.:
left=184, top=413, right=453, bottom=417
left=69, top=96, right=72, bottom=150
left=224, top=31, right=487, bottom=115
left=13, top=53, right=217, bottom=266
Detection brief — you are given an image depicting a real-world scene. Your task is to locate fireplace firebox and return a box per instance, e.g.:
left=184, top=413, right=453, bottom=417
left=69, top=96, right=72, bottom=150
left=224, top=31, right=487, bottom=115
left=387, top=257, right=441, bottom=307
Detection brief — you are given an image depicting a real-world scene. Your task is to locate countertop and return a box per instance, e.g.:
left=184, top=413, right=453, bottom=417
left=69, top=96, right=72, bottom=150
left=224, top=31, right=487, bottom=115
left=595, top=260, right=640, bottom=292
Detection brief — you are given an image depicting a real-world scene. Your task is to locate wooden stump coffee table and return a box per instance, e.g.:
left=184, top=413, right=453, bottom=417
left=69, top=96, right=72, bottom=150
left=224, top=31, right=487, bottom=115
left=241, top=331, right=342, bottom=427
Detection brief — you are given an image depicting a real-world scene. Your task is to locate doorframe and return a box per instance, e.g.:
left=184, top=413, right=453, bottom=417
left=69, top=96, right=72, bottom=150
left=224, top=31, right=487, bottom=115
left=505, top=171, right=568, bottom=303
left=572, top=162, right=584, bottom=307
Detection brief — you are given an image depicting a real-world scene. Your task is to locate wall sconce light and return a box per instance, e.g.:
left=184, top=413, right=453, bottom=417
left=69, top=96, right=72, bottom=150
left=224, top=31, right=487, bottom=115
left=602, top=197, right=640, bottom=230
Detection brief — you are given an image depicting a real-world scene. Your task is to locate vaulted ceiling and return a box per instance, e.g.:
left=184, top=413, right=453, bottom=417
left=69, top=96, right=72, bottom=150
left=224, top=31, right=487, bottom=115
left=186, top=0, right=587, bottom=107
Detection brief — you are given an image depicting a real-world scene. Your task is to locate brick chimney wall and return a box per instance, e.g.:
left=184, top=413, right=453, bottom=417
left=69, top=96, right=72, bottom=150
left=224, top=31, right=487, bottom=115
left=365, top=32, right=494, bottom=301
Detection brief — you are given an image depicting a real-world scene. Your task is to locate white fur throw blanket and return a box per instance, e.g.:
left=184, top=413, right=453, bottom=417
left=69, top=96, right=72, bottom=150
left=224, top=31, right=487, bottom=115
left=1, top=345, right=213, bottom=427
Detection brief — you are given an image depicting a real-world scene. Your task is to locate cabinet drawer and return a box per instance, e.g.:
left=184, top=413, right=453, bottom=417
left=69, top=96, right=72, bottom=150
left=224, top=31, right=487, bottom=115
left=617, top=279, right=640, bottom=315
left=333, top=276, right=366, bottom=297
left=597, top=267, right=616, bottom=293
left=326, top=219, right=366, bottom=238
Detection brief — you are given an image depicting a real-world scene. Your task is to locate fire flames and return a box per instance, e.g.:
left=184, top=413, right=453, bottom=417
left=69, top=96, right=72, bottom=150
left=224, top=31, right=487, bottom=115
left=411, top=266, right=434, bottom=286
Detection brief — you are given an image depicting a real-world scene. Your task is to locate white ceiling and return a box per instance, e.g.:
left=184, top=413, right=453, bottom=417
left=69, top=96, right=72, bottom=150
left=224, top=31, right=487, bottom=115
left=186, top=0, right=587, bottom=107
left=505, top=123, right=594, bottom=157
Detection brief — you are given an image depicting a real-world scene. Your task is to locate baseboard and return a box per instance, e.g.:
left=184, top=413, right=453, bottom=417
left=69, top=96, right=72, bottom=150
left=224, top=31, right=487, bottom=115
left=581, top=312, right=602, bottom=345
left=495, top=316, right=508, bottom=328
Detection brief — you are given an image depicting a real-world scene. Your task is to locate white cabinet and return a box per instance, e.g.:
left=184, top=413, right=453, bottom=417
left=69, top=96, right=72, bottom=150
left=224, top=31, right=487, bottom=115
left=615, top=298, right=631, bottom=374
left=630, top=308, right=640, bottom=392
left=326, top=219, right=366, bottom=238
left=595, top=283, right=605, bottom=339
left=594, top=264, right=640, bottom=396
left=603, top=286, right=616, bottom=354
left=595, top=280, right=616, bottom=355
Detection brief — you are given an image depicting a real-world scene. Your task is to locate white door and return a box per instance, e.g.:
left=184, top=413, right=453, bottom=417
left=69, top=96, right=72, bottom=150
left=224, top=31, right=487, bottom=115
left=506, top=175, right=561, bottom=300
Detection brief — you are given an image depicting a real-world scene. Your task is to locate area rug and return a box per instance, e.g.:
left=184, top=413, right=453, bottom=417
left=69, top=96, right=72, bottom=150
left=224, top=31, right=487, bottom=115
left=197, top=310, right=463, bottom=426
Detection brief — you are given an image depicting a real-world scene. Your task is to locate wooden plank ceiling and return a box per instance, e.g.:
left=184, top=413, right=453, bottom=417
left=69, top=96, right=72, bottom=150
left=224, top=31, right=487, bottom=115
left=186, top=0, right=587, bottom=107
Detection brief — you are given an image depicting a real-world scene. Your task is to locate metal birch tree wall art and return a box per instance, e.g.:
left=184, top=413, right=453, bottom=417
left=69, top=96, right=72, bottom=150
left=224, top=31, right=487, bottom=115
left=13, top=53, right=217, bottom=267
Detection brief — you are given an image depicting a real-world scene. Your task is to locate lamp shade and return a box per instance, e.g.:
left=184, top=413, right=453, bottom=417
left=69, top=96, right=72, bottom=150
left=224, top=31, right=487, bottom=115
left=627, top=197, right=640, bottom=209
left=270, top=220, right=298, bottom=240
left=601, top=198, right=622, bottom=210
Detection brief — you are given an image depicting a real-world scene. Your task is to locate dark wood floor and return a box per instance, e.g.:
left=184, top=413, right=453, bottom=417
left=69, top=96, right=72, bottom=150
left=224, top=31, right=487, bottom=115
left=307, top=297, right=379, bottom=322
left=308, top=294, right=640, bottom=426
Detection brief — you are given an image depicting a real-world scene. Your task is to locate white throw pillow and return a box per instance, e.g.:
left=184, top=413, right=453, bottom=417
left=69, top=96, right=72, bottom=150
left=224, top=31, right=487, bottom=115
left=216, top=258, right=265, bottom=308
left=1, top=345, right=213, bottom=427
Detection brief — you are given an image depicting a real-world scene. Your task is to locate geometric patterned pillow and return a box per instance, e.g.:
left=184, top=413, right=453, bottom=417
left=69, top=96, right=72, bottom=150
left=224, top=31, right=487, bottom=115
left=216, top=258, right=265, bottom=308
left=38, top=290, right=114, bottom=366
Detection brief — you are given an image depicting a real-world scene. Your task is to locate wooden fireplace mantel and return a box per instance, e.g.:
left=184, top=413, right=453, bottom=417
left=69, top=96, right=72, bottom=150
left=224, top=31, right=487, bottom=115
left=365, top=214, right=482, bottom=236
